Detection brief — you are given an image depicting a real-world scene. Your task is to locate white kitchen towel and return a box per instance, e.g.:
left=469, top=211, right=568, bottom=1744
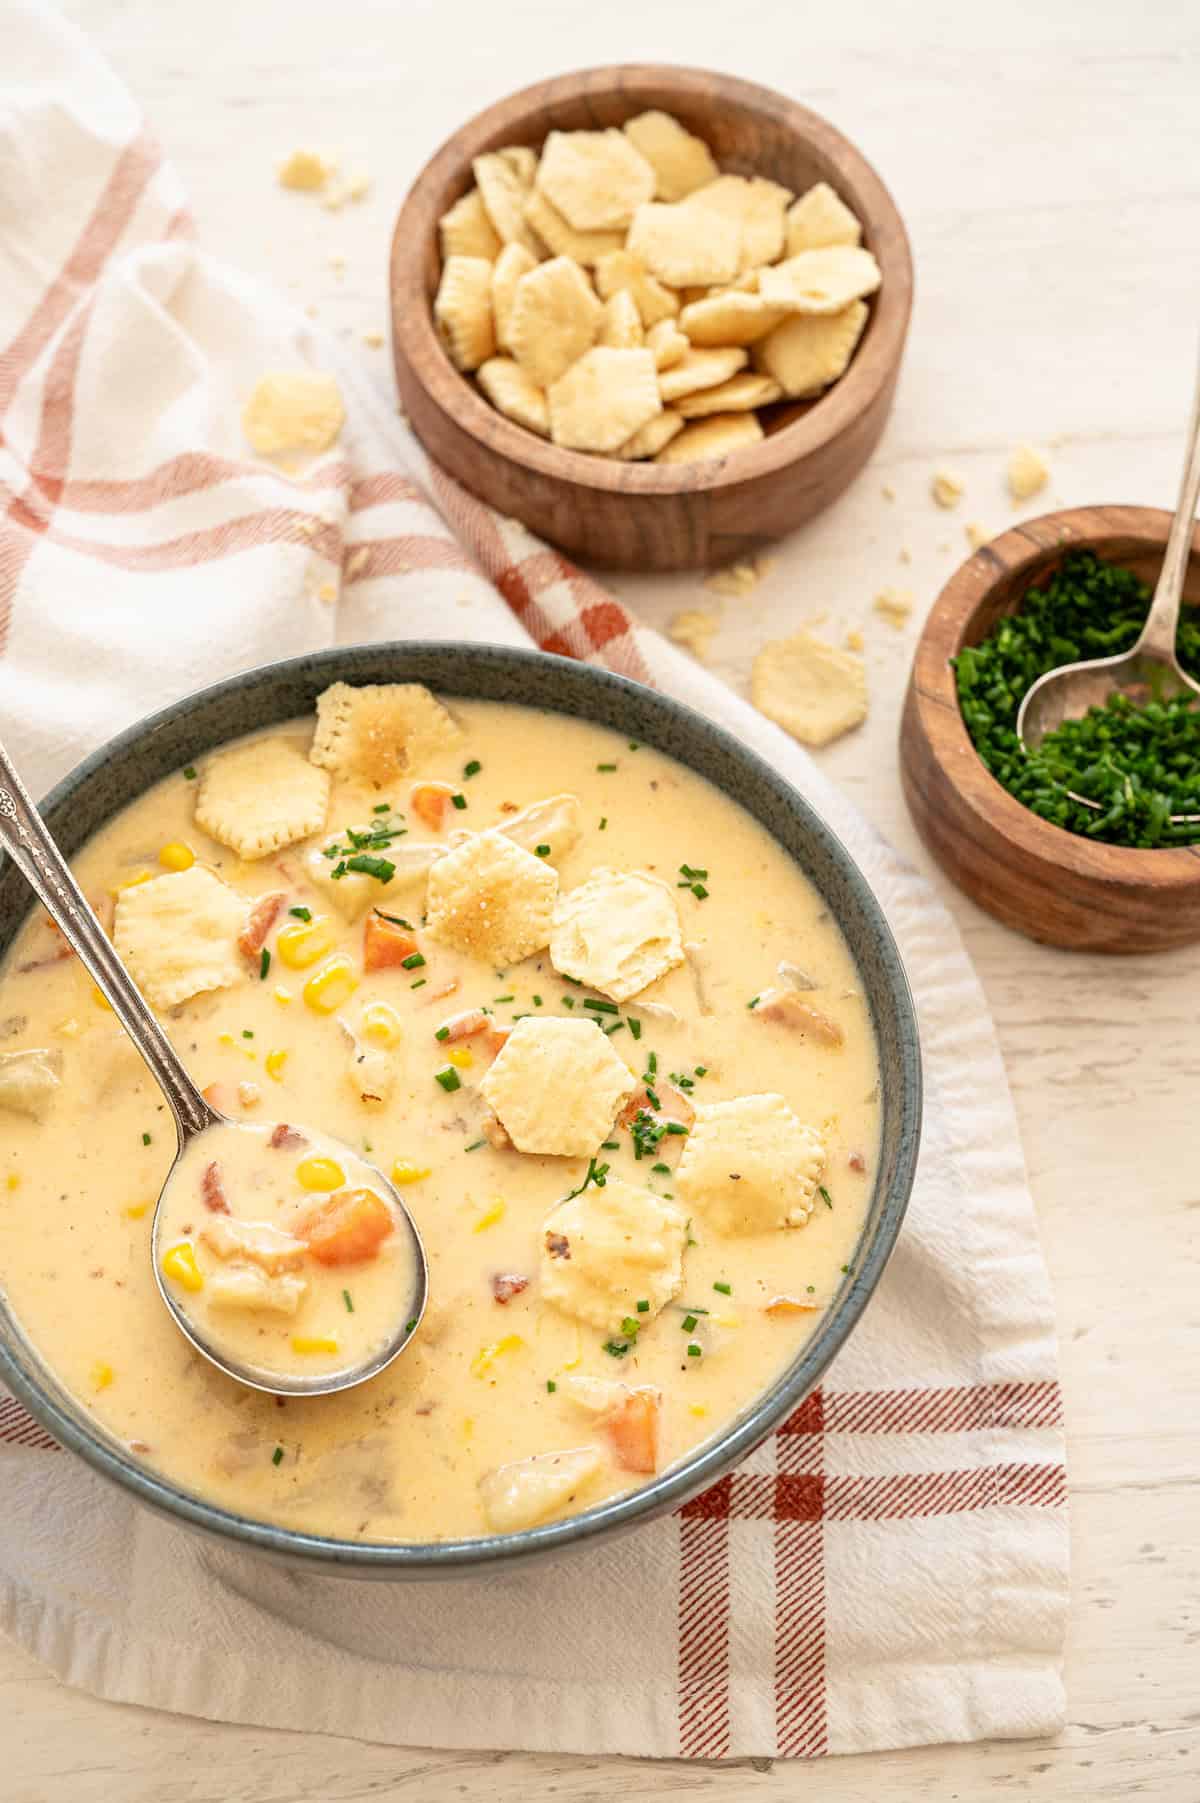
left=0, top=1, right=1068, bottom=1761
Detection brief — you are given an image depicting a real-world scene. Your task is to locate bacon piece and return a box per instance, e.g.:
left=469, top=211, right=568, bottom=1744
left=237, top=891, right=286, bottom=959
left=491, top=1273, right=529, bottom=1304
left=201, top=1161, right=230, bottom=1214
left=269, top=1123, right=307, bottom=1150
left=848, top=1150, right=866, bottom=1173
left=544, top=1230, right=570, bottom=1260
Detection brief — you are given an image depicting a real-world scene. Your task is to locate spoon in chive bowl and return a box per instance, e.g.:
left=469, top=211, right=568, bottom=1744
left=1017, top=353, right=1200, bottom=823
left=0, top=737, right=428, bottom=1397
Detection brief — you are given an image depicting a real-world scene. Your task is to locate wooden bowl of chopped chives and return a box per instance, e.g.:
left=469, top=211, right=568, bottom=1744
left=389, top=65, right=913, bottom=571
left=900, top=505, right=1200, bottom=954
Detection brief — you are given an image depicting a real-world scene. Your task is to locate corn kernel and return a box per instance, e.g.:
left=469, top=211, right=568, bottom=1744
left=714, top=1313, right=741, bottom=1330
left=265, top=1049, right=288, bottom=1082
left=473, top=1199, right=505, bottom=1233
left=446, top=1045, right=473, bottom=1069
left=471, top=1334, right=524, bottom=1377
left=54, top=1017, right=82, bottom=1039
left=688, top=1403, right=709, bottom=1418
left=157, top=841, right=195, bottom=872
left=563, top=1327, right=582, bottom=1371
left=122, top=1202, right=149, bottom=1220
left=161, top=1242, right=203, bottom=1292
left=460, top=1416, right=475, bottom=1443
left=291, top=1334, right=339, bottom=1355
left=274, top=986, right=293, bottom=1006
left=90, top=1361, right=114, bottom=1392
left=392, top=1159, right=430, bottom=1186
left=91, top=986, right=112, bottom=1011
left=218, top=1032, right=236, bottom=1048
left=362, top=1001, right=402, bottom=1048
left=296, top=1155, right=345, bottom=1192
left=6, top=1173, right=20, bottom=1192
left=276, top=916, right=336, bottom=969
left=303, top=955, right=358, bottom=1014
left=108, top=869, right=153, bottom=896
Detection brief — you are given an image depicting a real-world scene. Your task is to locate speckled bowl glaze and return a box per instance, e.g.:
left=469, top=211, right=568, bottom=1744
left=0, top=645, right=922, bottom=1578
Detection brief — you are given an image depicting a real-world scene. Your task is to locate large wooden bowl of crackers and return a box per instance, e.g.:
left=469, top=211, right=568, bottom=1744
left=390, top=66, right=913, bottom=571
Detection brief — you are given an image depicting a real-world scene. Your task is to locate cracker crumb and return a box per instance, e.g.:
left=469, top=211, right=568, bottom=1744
left=668, top=609, right=720, bottom=661
left=278, top=150, right=335, bottom=192
left=705, top=553, right=774, bottom=598
left=317, top=581, right=338, bottom=604
left=881, top=482, right=896, bottom=501
left=966, top=521, right=991, bottom=551
left=845, top=628, right=865, bottom=651
left=931, top=469, right=965, bottom=509
left=362, top=329, right=385, bottom=348
left=1008, top=443, right=1049, bottom=501
left=898, top=545, right=912, bottom=564
left=346, top=171, right=372, bottom=203
left=873, top=587, right=913, bottom=628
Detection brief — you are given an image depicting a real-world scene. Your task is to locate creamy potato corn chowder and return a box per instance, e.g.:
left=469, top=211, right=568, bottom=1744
left=0, top=685, right=878, bottom=1542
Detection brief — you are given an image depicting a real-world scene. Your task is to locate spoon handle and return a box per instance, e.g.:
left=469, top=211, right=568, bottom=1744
left=0, top=736, right=212, bottom=1145
left=1138, top=346, right=1200, bottom=662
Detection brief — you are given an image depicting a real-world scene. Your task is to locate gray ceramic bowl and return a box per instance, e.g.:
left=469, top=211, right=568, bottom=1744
left=0, top=644, right=921, bottom=1577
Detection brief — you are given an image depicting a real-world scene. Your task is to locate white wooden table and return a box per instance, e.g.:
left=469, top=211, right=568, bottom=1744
left=8, top=2, right=1199, bottom=1795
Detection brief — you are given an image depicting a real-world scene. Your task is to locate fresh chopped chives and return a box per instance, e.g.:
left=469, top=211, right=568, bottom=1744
left=652, top=1162, right=670, bottom=1174
left=344, top=852, right=396, bottom=883
left=603, top=1339, right=630, bottom=1358
left=289, top=906, right=312, bottom=921
left=183, top=765, right=197, bottom=780
left=533, top=994, right=543, bottom=1006
left=819, top=1184, right=834, bottom=1210
left=806, top=1284, right=816, bottom=1294
left=405, top=1317, right=418, bottom=1333
left=682, top=1313, right=699, bottom=1333
left=401, top=951, right=426, bottom=970
left=645, top=1086, right=661, bottom=1110
left=636, top=1299, right=650, bottom=1313
left=242, top=1029, right=254, bottom=1040
left=561, top=995, right=575, bottom=1008
left=584, top=997, right=619, bottom=1015
left=535, top=843, right=551, bottom=857
left=666, top=1122, right=688, bottom=1136
left=464, top=1138, right=486, bottom=1152
left=840, top=1265, right=852, bottom=1275
left=646, top=1052, right=658, bottom=1075
left=464, top=759, right=482, bottom=778
left=628, top=741, right=640, bottom=750
left=604, top=1021, right=626, bottom=1036
left=620, top=1316, right=641, bottom=1337
left=563, top=974, right=582, bottom=985
left=272, top=1445, right=284, bottom=1466
left=599, top=816, right=607, bottom=830
left=679, top=863, right=708, bottom=881
left=713, top=1280, right=732, bottom=1296
left=546, top=1379, right=557, bottom=1393
left=494, top=994, right=514, bottom=1003
left=434, top=1066, right=461, bottom=1092
left=410, top=978, right=427, bottom=989
left=601, top=1139, right=620, bottom=1149
left=372, top=802, right=390, bottom=814
left=342, top=1289, right=354, bottom=1312
left=259, top=948, right=270, bottom=980
left=692, top=883, right=708, bottom=900
left=451, top=793, right=467, bottom=811
left=627, top=1017, right=642, bottom=1040
left=687, top=1343, right=702, bottom=1359
left=435, top=1026, right=451, bottom=1041
left=694, top=1065, right=708, bottom=1077
left=597, top=762, right=617, bottom=772
left=141, top=1132, right=151, bottom=1146
left=376, top=912, right=413, bottom=928
left=748, top=994, right=760, bottom=1009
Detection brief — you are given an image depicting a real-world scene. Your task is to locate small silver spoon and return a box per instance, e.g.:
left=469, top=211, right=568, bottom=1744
left=0, top=737, right=427, bottom=1397
left=1017, top=355, right=1200, bottom=823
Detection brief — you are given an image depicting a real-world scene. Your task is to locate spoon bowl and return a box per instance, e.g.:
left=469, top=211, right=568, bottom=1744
left=0, top=742, right=429, bottom=1398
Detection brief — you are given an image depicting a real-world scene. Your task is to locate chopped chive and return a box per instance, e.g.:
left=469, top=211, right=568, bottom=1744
left=435, top=1026, right=451, bottom=1041
left=463, top=759, right=482, bottom=778
left=451, top=793, right=467, bottom=811
left=604, top=1021, right=626, bottom=1036
left=646, top=1052, right=658, bottom=1075
left=546, top=1379, right=557, bottom=1393
left=183, top=765, right=197, bottom=780
left=666, top=1122, right=688, bottom=1136
left=603, top=1339, right=630, bottom=1358
left=372, top=803, right=390, bottom=814
left=563, top=975, right=582, bottom=986
left=376, top=912, right=414, bottom=928
left=583, top=998, right=619, bottom=1015
left=687, top=1343, right=702, bottom=1359
left=401, top=951, right=426, bottom=970
left=344, top=852, right=396, bottom=883
left=289, top=906, right=312, bottom=922
left=679, top=863, right=709, bottom=882
left=533, top=994, right=543, bottom=1006
left=819, top=1184, right=834, bottom=1210
left=494, top=994, right=514, bottom=1003
left=535, top=843, right=551, bottom=857
left=627, top=1017, right=642, bottom=1040
left=242, top=1029, right=254, bottom=1040
left=691, top=883, right=708, bottom=900
left=410, top=978, right=427, bottom=989
left=464, top=1138, right=485, bottom=1152
left=599, top=816, right=607, bottom=830
left=259, top=948, right=271, bottom=980
left=561, top=995, right=575, bottom=1008
left=141, top=1132, right=151, bottom=1146
left=597, top=762, right=618, bottom=772
left=806, top=1284, right=816, bottom=1294
left=748, top=994, right=760, bottom=1009
left=682, top=1313, right=699, bottom=1333
left=342, top=1289, right=354, bottom=1313
left=628, top=741, right=641, bottom=751
left=652, top=1161, right=670, bottom=1174
left=620, top=1316, right=641, bottom=1337
left=713, top=1280, right=732, bottom=1296
left=272, top=1445, right=284, bottom=1466
left=645, top=1086, right=661, bottom=1110
left=636, top=1299, right=650, bottom=1313
left=601, top=1140, right=620, bottom=1150
left=694, top=1065, right=708, bottom=1077
left=840, top=1265, right=852, bottom=1275
left=435, top=1066, right=461, bottom=1092
left=405, top=1317, right=418, bottom=1333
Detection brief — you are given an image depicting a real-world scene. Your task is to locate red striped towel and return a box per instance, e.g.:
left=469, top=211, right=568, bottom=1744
left=0, top=2, right=1067, bottom=1760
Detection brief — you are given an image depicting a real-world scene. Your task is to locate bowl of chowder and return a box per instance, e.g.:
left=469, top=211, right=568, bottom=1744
left=0, top=644, right=920, bottom=1575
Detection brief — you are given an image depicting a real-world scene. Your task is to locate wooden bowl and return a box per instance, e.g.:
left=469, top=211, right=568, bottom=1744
left=900, top=505, right=1200, bottom=954
left=389, top=65, right=913, bottom=571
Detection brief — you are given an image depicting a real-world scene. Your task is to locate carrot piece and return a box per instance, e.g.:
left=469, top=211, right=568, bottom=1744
left=202, top=1080, right=239, bottom=1115
left=482, top=1025, right=511, bottom=1058
left=606, top=1387, right=661, bottom=1474
left=297, top=1188, right=394, bottom=1266
left=363, top=912, right=418, bottom=971
left=764, top=1295, right=821, bottom=1316
left=237, top=891, right=286, bottom=959
left=410, top=783, right=453, bottom=830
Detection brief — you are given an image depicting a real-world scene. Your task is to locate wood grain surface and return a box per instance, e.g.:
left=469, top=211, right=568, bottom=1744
left=900, top=506, right=1200, bottom=951
left=389, top=66, right=913, bottom=569
left=17, top=2, right=1200, bottom=1798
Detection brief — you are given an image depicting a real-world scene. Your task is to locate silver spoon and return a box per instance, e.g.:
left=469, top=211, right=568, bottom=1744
left=1017, top=354, right=1200, bottom=823
left=0, top=737, right=427, bottom=1397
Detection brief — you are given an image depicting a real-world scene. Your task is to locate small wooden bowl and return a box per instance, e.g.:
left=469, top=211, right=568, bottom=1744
left=389, top=65, right=913, bottom=571
left=900, top=505, right=1200, bottom=953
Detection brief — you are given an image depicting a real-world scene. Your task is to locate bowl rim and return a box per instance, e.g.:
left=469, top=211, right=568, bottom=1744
left=0, top=642, right=922, bottom=1573
left=909, top=502, right=1200, bottom=886
left=390, top=61, right=914, bottom=498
